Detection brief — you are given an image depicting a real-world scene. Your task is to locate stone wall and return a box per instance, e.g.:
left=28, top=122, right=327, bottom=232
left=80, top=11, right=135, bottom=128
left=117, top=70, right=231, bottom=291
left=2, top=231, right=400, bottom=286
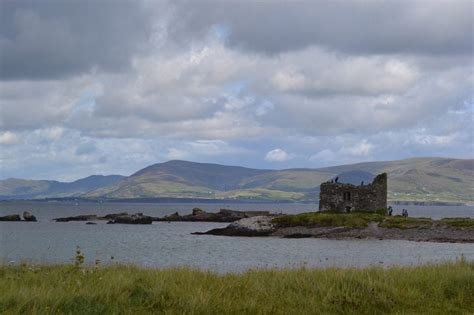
left=319, top=173, right=387, bottom=212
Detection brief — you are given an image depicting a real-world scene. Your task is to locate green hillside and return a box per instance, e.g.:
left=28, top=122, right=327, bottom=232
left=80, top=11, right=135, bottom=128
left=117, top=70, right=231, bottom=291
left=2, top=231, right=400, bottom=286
left=1, top=158, right=472, bottom=203
left=84, top=158, right=472, bottom=203
left=0, top=175, right=125, bottom=199
left=320, top=158, right=473, bottom=203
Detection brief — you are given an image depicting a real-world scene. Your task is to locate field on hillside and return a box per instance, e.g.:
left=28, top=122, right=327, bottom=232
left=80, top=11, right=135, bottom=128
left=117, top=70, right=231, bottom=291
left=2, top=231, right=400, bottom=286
left=1, top=261, right=473, bottom=314
left=2, top=158, right=472, bottom=203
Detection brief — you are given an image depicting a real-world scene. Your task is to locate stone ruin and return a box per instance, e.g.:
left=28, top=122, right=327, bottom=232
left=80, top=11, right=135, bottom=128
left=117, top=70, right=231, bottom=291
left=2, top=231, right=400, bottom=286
left=319, top=173, right=387, bottom=212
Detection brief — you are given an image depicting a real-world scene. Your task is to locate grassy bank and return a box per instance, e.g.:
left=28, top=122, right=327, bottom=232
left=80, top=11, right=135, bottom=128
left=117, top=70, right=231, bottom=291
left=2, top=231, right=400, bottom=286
left=273, top=211, right=474, bottom=230
left=1, top=261, right=473, bottom=314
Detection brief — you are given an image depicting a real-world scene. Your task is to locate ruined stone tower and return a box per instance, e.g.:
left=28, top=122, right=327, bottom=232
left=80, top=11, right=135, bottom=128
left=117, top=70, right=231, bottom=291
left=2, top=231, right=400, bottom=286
left=319, top=173, right=387, bottom=212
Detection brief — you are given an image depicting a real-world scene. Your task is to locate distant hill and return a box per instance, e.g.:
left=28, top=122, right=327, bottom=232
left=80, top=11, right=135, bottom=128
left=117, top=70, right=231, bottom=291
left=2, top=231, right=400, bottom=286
left=1, top=158, right=472, bottom=203
left=318, top=158, right=473, bottom=203
left=330, top=170, right=375, bottom=185
left=0, top=175, right=125, bottom=199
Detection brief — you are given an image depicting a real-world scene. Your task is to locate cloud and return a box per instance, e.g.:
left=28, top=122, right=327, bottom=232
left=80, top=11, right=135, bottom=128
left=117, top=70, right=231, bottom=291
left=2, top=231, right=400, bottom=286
left=0, top=131, right=20, bottom=145
left=270, top=52, right=419, bottom=95
left=0, top=0, right=472, bottom=180
left=309, top=139, right=374, bottom=165
left=166, top=140, right=247, bottom=161
left=2, top=20, right=471, bottom=138
left=343, top=140, right=374, bottom=157
left=75, top=141, right=97, bottom=156
left=265, top=149, right=292, bottom=162
left=173, top=1, right=473, bottom=55
left=0, top=76, right=102, bottom=130
left=44, top=127, right=64, bottom=141
left=409, top=133, right=458, bottom=146
left=0, top=1, right=158, bottom=80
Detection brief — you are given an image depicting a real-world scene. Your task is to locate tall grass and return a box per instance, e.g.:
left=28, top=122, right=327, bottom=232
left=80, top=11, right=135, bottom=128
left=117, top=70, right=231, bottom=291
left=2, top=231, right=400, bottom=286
left=1, top=260, right=473, bottom=314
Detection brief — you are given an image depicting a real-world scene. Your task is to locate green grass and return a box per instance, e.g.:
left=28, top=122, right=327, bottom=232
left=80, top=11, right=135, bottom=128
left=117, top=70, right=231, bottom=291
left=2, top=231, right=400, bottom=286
left=0, top=261, right=473, bottom=314
left=441, top=218, right=474, bottom=230
left=272, top=211, right=386, bottom=228
left=272, top=212, right=474, bottom=230
left=378, top=216, right=434, bottom=229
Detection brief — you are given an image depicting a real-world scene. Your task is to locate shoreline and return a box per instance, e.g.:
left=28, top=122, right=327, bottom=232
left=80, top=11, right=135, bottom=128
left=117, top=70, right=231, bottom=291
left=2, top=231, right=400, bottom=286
left=195, top=214, right=474, bottom=243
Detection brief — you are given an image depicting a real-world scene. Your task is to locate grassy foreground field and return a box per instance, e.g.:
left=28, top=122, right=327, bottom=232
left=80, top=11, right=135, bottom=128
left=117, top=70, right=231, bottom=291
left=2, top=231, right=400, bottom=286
left=1, top=261, right=473, bottom=314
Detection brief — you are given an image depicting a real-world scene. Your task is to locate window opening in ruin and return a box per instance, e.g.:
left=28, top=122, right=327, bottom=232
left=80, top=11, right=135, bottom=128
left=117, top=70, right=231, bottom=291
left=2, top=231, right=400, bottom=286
left=343, top=192, right=351, bottom=201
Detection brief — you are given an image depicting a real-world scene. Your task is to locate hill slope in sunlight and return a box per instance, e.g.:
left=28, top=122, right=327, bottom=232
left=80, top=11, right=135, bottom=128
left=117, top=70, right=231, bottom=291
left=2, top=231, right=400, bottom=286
left=86, top=158, right=473, bottom=203
left=1, top=158, right=472, bottom=203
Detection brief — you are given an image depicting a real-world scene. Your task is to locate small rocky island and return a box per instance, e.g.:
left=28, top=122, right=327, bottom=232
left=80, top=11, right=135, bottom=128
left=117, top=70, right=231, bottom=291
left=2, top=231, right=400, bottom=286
left=155, top=208, right=271, bottom=222
left=52, top=208, right=271, bottom=224
left=194, top=174, right=474, bottom=243
left=193, top=213, right=474, bottom=243
left=0, top=211, right=37, bottom=222
left=53, top=212, right=153, bottom=224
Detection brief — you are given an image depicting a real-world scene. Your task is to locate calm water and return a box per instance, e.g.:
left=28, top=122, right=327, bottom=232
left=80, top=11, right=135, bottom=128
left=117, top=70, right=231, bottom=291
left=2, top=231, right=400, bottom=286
left=1, top=201, right=473, bottom=272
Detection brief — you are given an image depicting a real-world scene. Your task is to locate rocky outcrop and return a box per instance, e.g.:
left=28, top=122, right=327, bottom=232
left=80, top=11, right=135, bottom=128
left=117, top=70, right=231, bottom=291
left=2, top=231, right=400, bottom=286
left=0, top=214, right=22, bottom=221
left=273, top=224, right=474, bottom=243
left=194, top=216, right=474, bottom=243
left=23, top=211, right=37, bottom=222
left=107, top=213, right=152, bottom=225
left=0, top=213, right=38, bottom=222
left=101, top=212, right=129, bottom=220
left=155, top=208, right=271, bottom=223
left=193, top=216, right=275, bottom=236
left=53, top=212, right=129, bottom=222
left=54, top=214, right=98, bottom=222
left=52, top=209, right=272, bottom=224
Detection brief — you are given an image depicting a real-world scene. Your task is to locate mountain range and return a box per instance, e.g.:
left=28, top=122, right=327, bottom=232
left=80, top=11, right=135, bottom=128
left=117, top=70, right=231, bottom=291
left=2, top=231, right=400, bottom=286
left=0, top=157, right=472, bottom=203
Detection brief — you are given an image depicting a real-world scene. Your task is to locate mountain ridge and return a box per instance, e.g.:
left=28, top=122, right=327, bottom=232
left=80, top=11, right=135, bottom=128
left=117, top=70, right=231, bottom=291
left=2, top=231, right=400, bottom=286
left=1, top=158, right=472, bottom=203
left=0, top=175, right=125, bottom=200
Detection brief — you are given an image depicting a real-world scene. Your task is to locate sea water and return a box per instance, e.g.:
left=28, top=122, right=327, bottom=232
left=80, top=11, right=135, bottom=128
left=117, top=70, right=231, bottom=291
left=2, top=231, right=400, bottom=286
left=1, top=201, right=473, bottom=272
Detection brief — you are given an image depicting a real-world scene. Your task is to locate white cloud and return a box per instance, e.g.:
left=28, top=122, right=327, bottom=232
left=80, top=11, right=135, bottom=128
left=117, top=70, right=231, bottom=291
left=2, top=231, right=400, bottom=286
left=309, top=149, right=336, bottom=162
left=265, top=149, right=292, bottom=162
left=309, top=139, right=374, bottom=165
left=271, top=51, right=419, bottom=95
left=45, top=127, right=65, bottom=141
left=410, top=133, right=457, bottom=146
left=343, top=140, right=374, bottom=157
left=166, top=148, right=188, bottom=160
left=0, top=131, right=20, bottom=145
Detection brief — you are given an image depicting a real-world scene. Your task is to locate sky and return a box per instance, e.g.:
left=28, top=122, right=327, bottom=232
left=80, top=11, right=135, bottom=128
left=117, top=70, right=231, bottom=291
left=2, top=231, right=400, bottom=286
left=0, top=0, right=473, bottom=181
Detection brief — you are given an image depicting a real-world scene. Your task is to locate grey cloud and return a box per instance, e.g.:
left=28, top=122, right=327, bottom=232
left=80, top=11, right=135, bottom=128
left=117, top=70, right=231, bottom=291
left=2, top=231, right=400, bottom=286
left=0, top=77, right=99, bottom=130
left=0, top=0, right=472, bottom=180
left=173, top=0, right=473, bottom=56
left=263, top=64, right=472, bottom=136
left=0, top=0, right=157, bottom=80
left=75, top=141, right=97, bottom=156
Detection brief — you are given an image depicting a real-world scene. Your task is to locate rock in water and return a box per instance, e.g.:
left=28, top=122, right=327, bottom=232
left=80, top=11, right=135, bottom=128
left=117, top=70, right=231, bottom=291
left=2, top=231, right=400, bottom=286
left=101, top=212, right=129, bottom=220
left=23, top=211, right=37, bottom=222
left=54, top=215, right=98, bottom=222
left=0, top=214, right=22, bottom=221
left=110, top=213, right=153, bottom=224
left=192, top=208, right=204, bottom=215
left=155, top=209, right=271, bottom=222
left=193, top=216, right=275, bottom=236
